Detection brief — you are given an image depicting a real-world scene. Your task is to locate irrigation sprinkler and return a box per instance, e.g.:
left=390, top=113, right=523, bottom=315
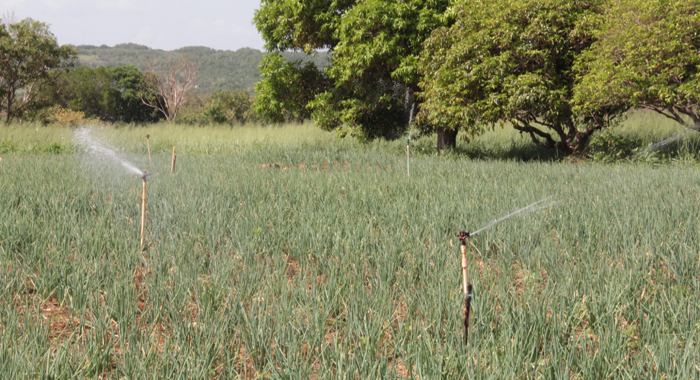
left=146, top=134, right=151, bottom=162
left=171, top=147, right=177, bottom=173
left=140, top=171, right=150, bottom=249
left=456, top=197, right=562, bottom=345
left=458, top=231, right=473, bottom=345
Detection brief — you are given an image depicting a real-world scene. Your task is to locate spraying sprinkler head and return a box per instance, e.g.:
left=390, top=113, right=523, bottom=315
left=458, top=231, right=471, bottom=244
left=146, top=134, right=150, bottom=139
left=141, top=171, right=151, bottom=180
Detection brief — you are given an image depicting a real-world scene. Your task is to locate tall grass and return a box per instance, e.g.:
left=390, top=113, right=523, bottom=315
left=1, top=122, right=699, bottom=378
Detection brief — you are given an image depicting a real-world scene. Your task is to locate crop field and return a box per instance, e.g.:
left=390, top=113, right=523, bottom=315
left=1, top=121, right=700, bottom=378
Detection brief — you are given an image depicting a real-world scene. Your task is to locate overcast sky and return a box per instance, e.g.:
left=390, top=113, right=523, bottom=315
left=1, top=0, right=266, bottom=51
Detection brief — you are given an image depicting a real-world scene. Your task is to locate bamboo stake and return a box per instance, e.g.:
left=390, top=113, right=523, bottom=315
left=140, top=173, right=148, bottom=248
left=458, top=231, right=473, bottom=345
left=146, top=134, right=151, bottom=162
left=171, top=146, right=176, bottom=173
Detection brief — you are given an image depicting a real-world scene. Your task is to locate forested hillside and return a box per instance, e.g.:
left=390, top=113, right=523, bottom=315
left=74, top=43, right=329, bottom=92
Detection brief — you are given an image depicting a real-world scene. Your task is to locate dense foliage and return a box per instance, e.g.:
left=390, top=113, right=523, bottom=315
left=573, top=0, right=700, bottom=127
left=0, top=18, right=76, bottom=123
left=204, top=90, right=256, bottom=125
left=255, top=0, right=450, bottom=141
left=254, top=53, right=331, bottom=124
left=36, top=65, right=161, bottom=123
left=418, top=0, right=616, bottom=155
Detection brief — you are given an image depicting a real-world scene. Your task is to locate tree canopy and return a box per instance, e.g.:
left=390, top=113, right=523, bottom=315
left=38, top=65, right=162, bottom=123
left=418, top=0, right=617, bottom=154
left=254, top=0, right=450, bottom=141
left=0, top=17, right=76, bottom=123
left=573, top=0, right=700, bottom=127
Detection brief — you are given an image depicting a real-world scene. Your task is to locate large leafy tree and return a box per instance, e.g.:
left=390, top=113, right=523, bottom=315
left=254, top=53, right=331, bottom=123
left=254, top=0, right=450, bottom=141
left=0, top=17, right=76, bottom=123
left=418, top=0, right=617, bottom=154
left=573, top=0, right=700, bottom=127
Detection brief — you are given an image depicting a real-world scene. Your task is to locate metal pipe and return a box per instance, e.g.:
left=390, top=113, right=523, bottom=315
left=459, top=231, right=473, bottom=345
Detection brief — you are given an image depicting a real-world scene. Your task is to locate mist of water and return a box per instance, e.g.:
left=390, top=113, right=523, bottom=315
left=74, top=126, right=145, bottom=177
left=470, top=197, right=562, bottom=236
left=638, top=121, right=700, bottom=155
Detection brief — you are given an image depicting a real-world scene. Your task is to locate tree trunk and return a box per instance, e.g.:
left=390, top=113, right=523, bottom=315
left=436, top=126, right=458, bottom=151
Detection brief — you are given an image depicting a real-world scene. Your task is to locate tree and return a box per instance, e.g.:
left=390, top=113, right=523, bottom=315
left=141, top=55, right=197, bottom=122
left=0, top=17, right=76, bottom=123
left=204, top=89, right=255, bottom=124
left=254, top=0, right=450, bottom=141
left=418, top=0, right=619, bottom=154
left=254, top=53, right=331, bottom=123
left=573, top=0, right=700, bottom=127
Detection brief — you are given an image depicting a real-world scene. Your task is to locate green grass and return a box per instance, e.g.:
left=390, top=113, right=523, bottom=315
left=1, top=119, right=700, bottom=378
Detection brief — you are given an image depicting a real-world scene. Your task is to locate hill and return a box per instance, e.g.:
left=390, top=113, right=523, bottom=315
left=74, top=43, right=330, bottom=93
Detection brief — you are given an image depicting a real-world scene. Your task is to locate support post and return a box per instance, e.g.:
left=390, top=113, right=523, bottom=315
left=146, top=134, right=151, bottom=162
left=140, top=174, right=148, bottom=249
left=171, top=147, right=176, bottom=173
left=406, top=141, right=410, bottom=177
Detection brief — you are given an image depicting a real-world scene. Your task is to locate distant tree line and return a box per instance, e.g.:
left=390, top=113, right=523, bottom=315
left=254, top=0, right=700, bottom=154
left=0, top=17, right=264, bottom=126
left=4, top=0, right=700, bottom=156
left=74, top=44, right=330, bottom=93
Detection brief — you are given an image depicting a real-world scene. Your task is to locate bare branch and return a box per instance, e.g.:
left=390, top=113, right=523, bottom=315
left=141, top=55, right=197, bottom=122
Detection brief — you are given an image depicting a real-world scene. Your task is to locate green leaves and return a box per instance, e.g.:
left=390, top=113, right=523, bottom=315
left=254, top=53, right=331, bottom=124
left=573, top=0, right=700, bottom=126
left=254, top=0, right=450, bottom=140
left=418, top=0, right=609, bottom=154
left=0, top=17, right=76, bottom=123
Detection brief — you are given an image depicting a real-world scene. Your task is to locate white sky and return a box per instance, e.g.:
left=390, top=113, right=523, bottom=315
left=1, top=0, right=265, bottom=51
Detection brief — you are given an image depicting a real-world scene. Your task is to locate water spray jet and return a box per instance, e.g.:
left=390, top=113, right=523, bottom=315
left=636, top=120, right=700, bottom=156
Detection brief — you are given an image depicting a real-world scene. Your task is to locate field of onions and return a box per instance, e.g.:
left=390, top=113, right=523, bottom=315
left=1, top=125, right=699, bottom=378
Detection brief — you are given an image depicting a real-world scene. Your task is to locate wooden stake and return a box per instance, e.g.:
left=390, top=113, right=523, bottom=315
left=171, top=146, right=176, bottom=173
left=140, top=176, right=147, bottom=248
left=407, top=142, right=410, bottom=177
left=146, top=134, right=151, bottom=162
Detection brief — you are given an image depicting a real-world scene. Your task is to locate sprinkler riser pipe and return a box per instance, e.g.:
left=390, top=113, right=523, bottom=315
left=461, top=243, right=469, bottom=295
left=146, top=136, right=151, bottom=163
left=140, top=178, right=147, bottom=248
